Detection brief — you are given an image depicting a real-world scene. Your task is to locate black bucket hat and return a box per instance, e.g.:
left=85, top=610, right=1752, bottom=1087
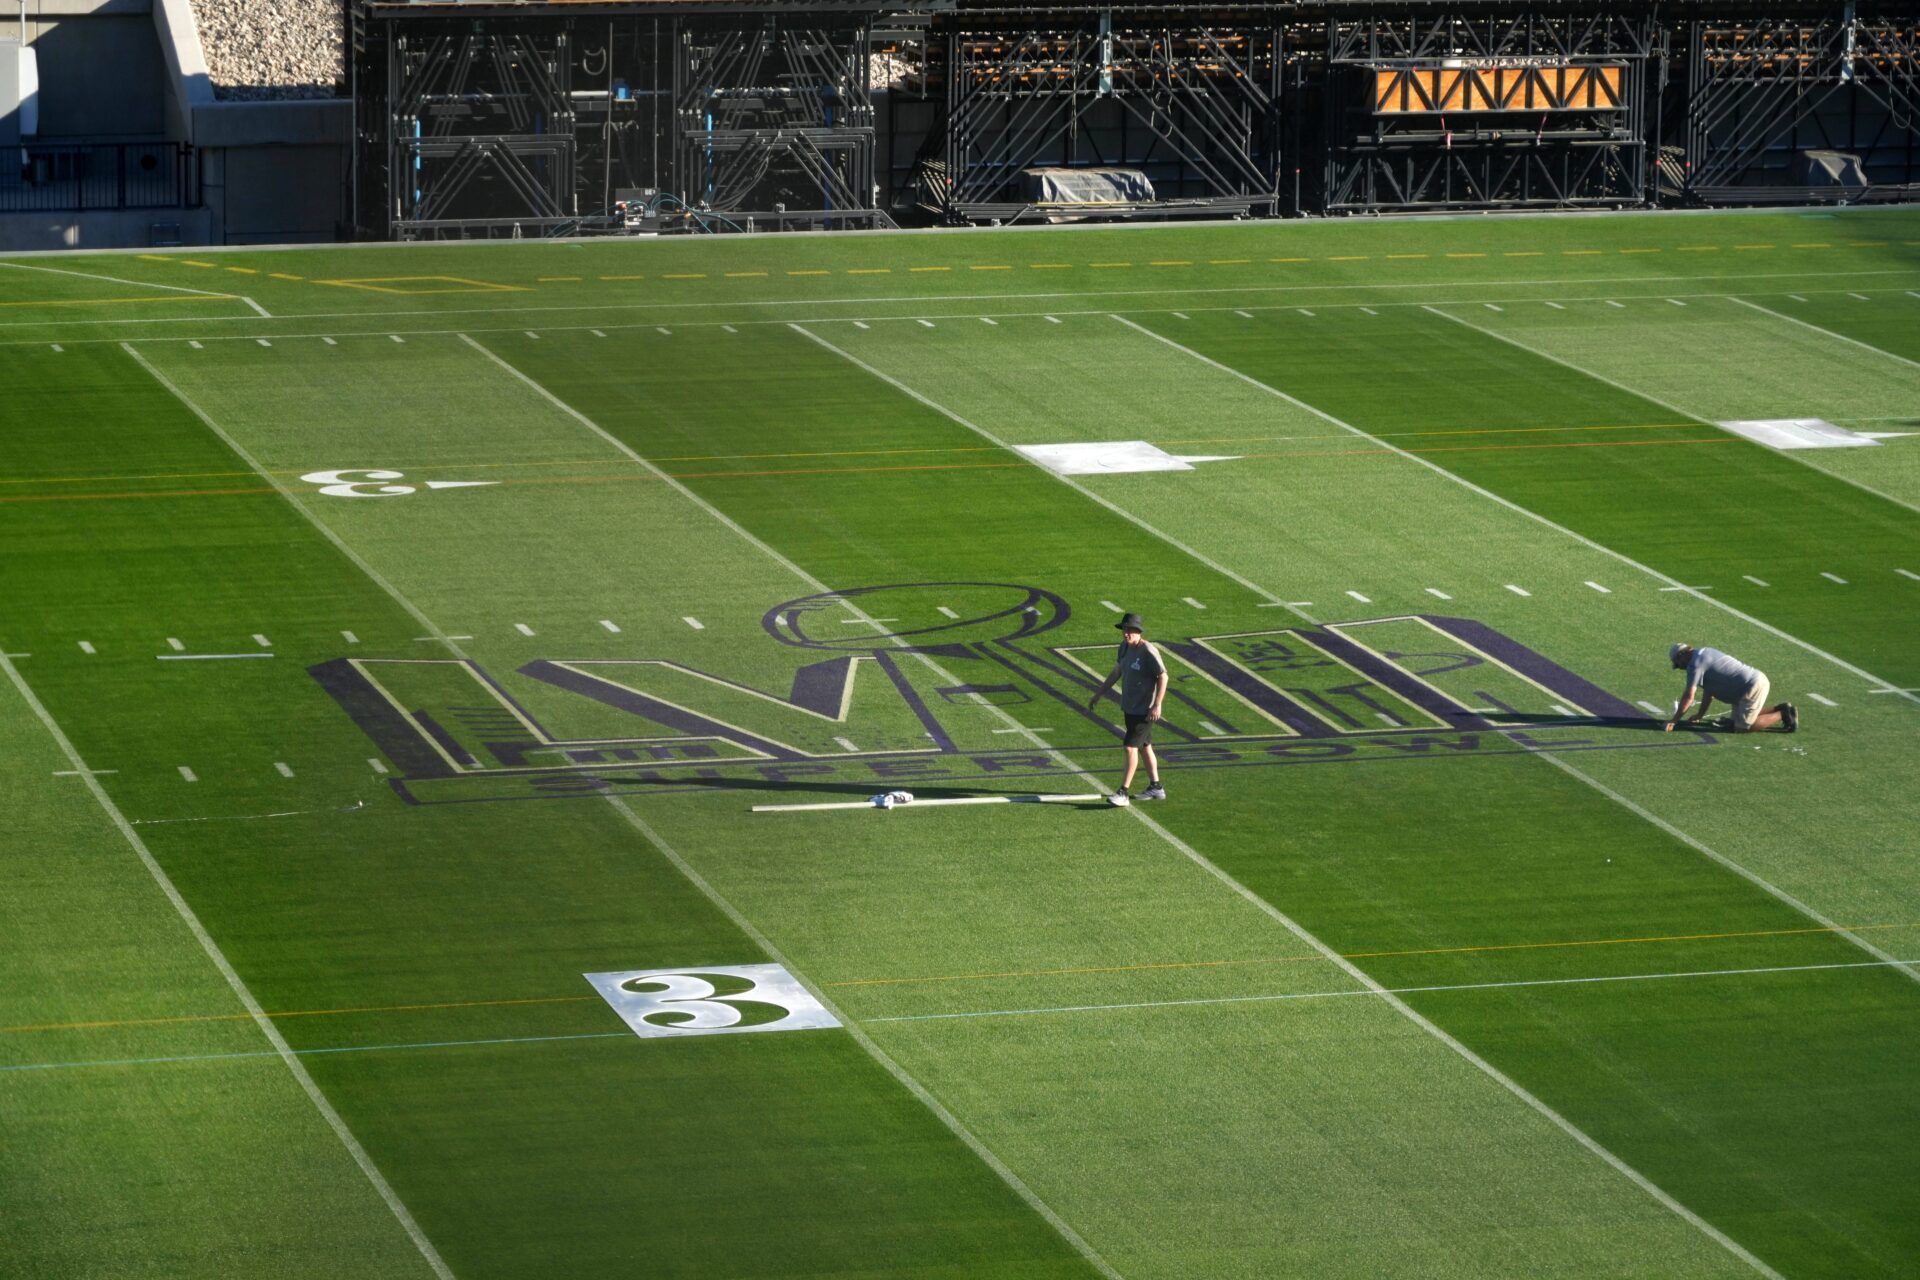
left=1115, top=612, right=1145, bottom=633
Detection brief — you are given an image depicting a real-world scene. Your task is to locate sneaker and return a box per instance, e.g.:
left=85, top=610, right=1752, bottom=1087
left=1107, top=792, right=1131, bottom=807
left=1140, top=783, right=1167, bottom=801
left=1781, top=703, right=1798, bottom=734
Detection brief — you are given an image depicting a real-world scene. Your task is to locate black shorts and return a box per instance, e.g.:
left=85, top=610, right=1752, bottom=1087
left=1123, top=713, right=1154, bottom=747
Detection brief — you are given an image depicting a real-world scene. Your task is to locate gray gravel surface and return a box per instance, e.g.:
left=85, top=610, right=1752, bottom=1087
left=191, top=0, right=343, bottom=100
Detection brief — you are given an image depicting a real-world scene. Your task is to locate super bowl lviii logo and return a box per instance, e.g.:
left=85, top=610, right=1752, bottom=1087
left=310, top=581, right=1684, bottom=804
left=585, top=965, right=840, bottom=1039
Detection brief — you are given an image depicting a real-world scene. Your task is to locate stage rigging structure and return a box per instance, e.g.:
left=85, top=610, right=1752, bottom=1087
left=348, top=0, right=1920, bottom=237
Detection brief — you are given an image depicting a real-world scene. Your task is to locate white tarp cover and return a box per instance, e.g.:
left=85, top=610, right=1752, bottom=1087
left=1802, top=150, right=1869, bottom=188
left=1715, top=418, right=1879, bottom=450
left=1019, top=167, right=1156, bottom=204
left=1015, top=441, right=1239, bottom=475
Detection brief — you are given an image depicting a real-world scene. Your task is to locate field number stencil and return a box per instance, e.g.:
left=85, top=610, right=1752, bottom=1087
left=584, top=964, right=841, bottom=1039
left=300, top=468, right=498, bottom=498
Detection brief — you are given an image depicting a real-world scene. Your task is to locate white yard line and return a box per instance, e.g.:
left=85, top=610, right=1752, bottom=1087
left=11, top=268, right=1918, bottom=338
left=446, top=332, right=1123, bottom=1279
left=599, top=800, right=1122, bottom=1279
left=791, top=324, right=1299, bottom=619
left=868, top=957, right=1914, bottom=1025
left=241, top=297, right=271, bottom=319
left=0, top=258, right=238, bottom=299
left=1806, top=693, right=1837, bottom=707
left=0, top=652, right=454, bottom=1280
left=1725, top=296, right=1920, bottom=375
left=1535, top=751, right=1918, bottom=988
left=786, top=321, right=1793, bottom=1278
left=1103, top=318, right=1917, bottom=709
left=1422, top=304, right=1920, bottom=517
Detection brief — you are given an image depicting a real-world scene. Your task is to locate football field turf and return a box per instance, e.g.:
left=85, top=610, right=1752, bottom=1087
left=3, top=207, right=1917, bottom=1278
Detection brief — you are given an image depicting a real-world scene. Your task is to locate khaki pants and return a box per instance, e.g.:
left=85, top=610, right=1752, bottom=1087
left=1732, top=674, right=1770, bottom=731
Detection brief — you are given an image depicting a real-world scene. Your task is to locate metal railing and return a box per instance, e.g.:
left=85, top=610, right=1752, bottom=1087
left=0, top=143, right=199, bottom=212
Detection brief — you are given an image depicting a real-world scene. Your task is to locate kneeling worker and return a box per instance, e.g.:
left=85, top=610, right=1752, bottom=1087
left=1664, top=643, right=1797, bottom=734
left=1089, top=612, right=1168, bottom=805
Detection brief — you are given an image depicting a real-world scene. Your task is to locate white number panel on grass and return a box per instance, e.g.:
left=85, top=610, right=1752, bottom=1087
left=584, top=964, right=840, bottom=1039
left=1013, top=441, right=1239, bottom=476
left=1713, top=419, right=1911, bottom=450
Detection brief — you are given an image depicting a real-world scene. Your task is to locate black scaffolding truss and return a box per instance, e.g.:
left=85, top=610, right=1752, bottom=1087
left=352, top=0, right=910, bottom=237
left=1321, top=10, right=1656, bottom=212
left=914, top=13, right=1288, bottom=223
left=350, top=1, right=1920, bottom=236
left=1677, top=14, right=1920, bottom=201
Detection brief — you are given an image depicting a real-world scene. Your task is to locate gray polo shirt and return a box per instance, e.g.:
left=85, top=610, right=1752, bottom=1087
left=1685, top=647, right=1763, bottom=700
left=1116, top=640, right=1167, bottom=715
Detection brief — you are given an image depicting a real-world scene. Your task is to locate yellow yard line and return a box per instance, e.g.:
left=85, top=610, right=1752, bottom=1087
left=1028, top=263, right=1073, bottom=269
left=969, top=264, right=1012, bottom=271
left=909, top=266, right=952, bottom=272
left=724, top=271, right=768, bottom=278
left=847, top=267, right=892, bottom=275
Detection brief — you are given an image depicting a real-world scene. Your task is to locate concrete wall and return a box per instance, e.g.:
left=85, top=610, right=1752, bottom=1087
left=23, top=0, right=166, bottom=139
left=0, top=204, right=208, bottom=249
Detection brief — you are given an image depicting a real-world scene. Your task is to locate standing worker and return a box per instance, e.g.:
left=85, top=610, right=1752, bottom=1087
left=1664, top=643, right=1797, bottom=734
left=1088, top=612, right=1169, bottom=806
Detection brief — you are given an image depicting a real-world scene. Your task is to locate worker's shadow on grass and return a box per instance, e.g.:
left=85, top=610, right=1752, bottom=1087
left=611, top=774, right=1043, bottom=801
left=1467, top=712, right=1718, bottom=733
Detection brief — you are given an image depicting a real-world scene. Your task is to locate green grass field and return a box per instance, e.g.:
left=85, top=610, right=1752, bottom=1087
left=3, top=207, right=1918, bottom=1279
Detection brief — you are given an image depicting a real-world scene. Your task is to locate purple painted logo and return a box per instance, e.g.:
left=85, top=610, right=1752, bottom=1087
left=308, top=582, right=1701, bottom=805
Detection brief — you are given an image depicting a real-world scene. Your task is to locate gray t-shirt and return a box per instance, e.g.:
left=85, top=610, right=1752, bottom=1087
left=1116, top=641, right=1167, bottom=715
left=1686, top=647, right=1763, bottom=701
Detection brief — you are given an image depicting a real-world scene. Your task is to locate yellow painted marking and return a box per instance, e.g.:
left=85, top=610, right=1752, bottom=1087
left=14, top=920, right=1910, bottom=1035
left=847, top=268, right=892, bottom=275
left=1270, top=257, right=1309, bottom=263
left=1089, top=262, right=1132, bottom=268
left=138, top=253, right=171, bottom=261
left=1734, top=244, right=1775, bottom=250
left=662, top=272, right=708, bottom=279
left=1028, top=263, right=1072, bottom=269
left=1791, top=243, right=1831, bottom=249
left=1329, top=255, right=1369, bottom=261
left=1677, top=245, right=1720, bottom=252
left=599, top=274, right=646, bottom=281
left=1208, top=258, right=1250, bottom=265
left=1501, top=251, right=1545, bottom=257
left=724, top=271, right=768, bottom=278
left=968, top=265, right=1012, bottom=271
left=1444, top=252, right=1486, bottom=259
left=1618, top=248, right=1661, bottom=254
left=787, top=269, right=830, bottom=276
left=1150, top=260, right=1193, bottom=266
left=268, top=272, right=303, bottom=281
left=312, top=275, right=529, bottom=294
left=1561, top=249, right=1603, bottom=256
left=1387, top=253, right=1430, bottom=260
left=910, top=266, right=952, bottom=273
left=536, top=275, right=582, bottom=282
left=224, top=266, right=259, bottom=274
left=0, top=295, right=236, bottom=309
left=181, top=260, right=219, bottom=268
